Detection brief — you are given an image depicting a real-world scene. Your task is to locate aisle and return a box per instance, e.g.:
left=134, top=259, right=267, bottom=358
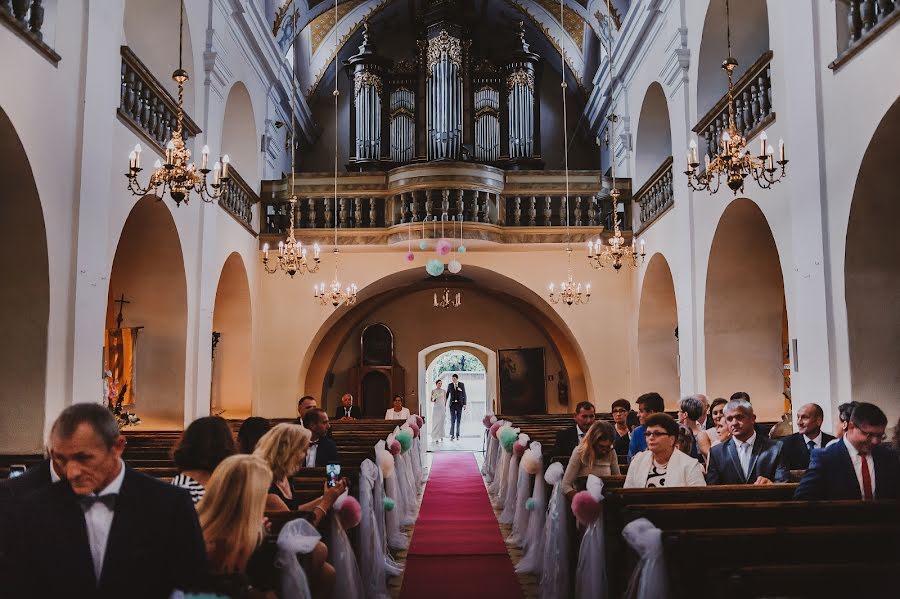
left=399, top=453, right=523, bottom=599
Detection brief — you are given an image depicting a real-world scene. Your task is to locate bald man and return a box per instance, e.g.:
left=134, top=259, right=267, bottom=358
left=780, top=403, right=835, bottom=470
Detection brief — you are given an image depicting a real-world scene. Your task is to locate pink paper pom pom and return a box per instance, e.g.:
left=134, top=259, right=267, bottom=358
left=415, top=414, right=424, bottom=429
left=435, top=239, right=452, bottom=256
left=571, top=491, right=602, bottom=526
left=389, top=440, right=401, bottom=455
left=408, top=421, right=420, bottom=438
left=513, top=442, right=526, bottom=457
left=482, top=415, right=493, bottom=428
left=336, top=495, right=362, bottom=529
left=489, top=421, right=503, bottom=439
left=405, top=251, right=415, bottom=263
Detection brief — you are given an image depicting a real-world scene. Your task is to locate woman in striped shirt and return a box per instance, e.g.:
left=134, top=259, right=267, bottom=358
left=171, top=416, right=238, bottom=504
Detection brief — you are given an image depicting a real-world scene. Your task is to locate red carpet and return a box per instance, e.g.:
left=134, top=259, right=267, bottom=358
left=400, top=453, right=523, bottom=599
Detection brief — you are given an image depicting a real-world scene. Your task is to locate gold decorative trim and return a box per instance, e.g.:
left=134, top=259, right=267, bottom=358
left=427, top=29, right=462, bottom=72
left=354, top=70, right=383, bottom=96
left=506, top=69, right=535, bottom=91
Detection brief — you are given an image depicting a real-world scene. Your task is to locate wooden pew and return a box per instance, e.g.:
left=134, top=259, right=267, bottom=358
left=707, top=562, right=899, bottom=599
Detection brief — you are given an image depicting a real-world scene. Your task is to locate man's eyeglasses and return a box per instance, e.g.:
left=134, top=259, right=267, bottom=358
left=612, top=408, right=628, bottom=414
left=857, top=428, right=886, bottom=441
left=644, top=431, right=672, bottom=439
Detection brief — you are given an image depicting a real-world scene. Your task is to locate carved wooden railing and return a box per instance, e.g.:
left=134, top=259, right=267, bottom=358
left=0, top=0, right=60, bottom=64
left=831, top=1, right=900, bottom=70
left=260, top=164, right=628, bottom=244
left=118, top=46, right=202, bottom=155
left=634, top=156, right=673, bottom=233
left=219, top=165, right=258, bottom=234
left=693, top=51, right=774, bottom=159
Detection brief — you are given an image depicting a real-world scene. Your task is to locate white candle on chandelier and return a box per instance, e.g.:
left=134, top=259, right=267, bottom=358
left=278, top=240, right=285, bottom=256
left=640, top=239, right=646, bottom=255
left=689, top=139, right=698, bottom=165
left=759, top=131, right=768, bottom=158
left=313, top=243, right=321, bottom=259
left=631, top=237, right=636, bottom=252
left=154, top=159, right=163, bottom=170
left=221, top=154, right=230, bottom=179
left=128, top=150, right=137, bottom=170
left=549, top=282, right=555, bottom=293
left=778, top=138, right=785, bottom=163
left=585, top=283, right=591, bottom=295
left=766, top=144, right=775, bottom=169
left=704, top=154, right=711, bottom=171
left=587, top=240, right=594, bottom=257
left=165, top=140, right=175, bottom=164
left=721, top=130, right=731, bottom=154
left=263, top=243, right=270, bottom=259
left=213, top=162, right=221, bottom=185
left=201, top=145, right=210, bottom=170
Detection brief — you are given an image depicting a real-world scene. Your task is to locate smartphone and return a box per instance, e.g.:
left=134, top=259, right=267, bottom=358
left=326, top=463, right=341, bottom=488
left=8, top=464, right=27, bottom=479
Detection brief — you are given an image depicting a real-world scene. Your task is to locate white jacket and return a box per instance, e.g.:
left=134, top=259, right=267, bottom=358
left=624, top=448, right=707, bottom=488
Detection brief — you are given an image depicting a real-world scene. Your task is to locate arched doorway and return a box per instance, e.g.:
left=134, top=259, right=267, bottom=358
left=634, top=82, right=672, bottom=188
left=0, top=106, right=49, bottom=453
left=221, top=82, right=259, bottom=189
left=637, top=254, right=680, bottom=406
left=211, top=252, right=252, bottom=419
left=704, top=198, right=787, bottom=420
left=424, top=348, right=488, bottom=451
left=845, top=97, right=900, bottom=426
left=106, top=195, right=188, bottom=429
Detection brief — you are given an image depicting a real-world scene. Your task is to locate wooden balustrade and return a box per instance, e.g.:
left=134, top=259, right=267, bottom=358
left=634, top=156, right=674, bottom=233
left=693, top=51, right=775, bottom=159
left=0, top=0, right=60, bottom=64
left=118, top=46, right=202, bottom=155
left=219, top=165, right=258, bottom=234
left=831, top=0, right=900, bottom=70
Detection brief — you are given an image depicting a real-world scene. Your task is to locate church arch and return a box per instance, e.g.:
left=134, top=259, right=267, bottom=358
left=221, top=82, right=260, bottom=189
left=637, top=253, right=679, bottom=406
left=211, top=252, right=253, bottom=419
left=845, top=96, right=900, bottom=425
left=634, top=82, right=673, bottom=189
left=0, top=106, right=50, bottom=453
left=106, top=195, right=188, bottom=429
left=704, top=198, right=786, bottom=420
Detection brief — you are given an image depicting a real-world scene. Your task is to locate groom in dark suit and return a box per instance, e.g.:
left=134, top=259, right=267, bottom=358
left=447, top=374, right=467, bottom=441
left=7, top=403, right=207, bottom=599
left=706, top=398, right=789, bottom=485
left=795, top=402, right=900, bottom=500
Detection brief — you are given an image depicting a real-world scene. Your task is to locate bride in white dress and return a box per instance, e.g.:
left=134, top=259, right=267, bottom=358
left=430, top=379, right=448, bottom=442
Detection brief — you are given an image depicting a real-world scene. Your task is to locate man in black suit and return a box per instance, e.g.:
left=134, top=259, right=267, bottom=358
left=0, top=459, right=57, bottom=582
left=7, top=403, right=207, bottom=599
left=706, top=398, right=789, bottom=485
left=447, top=374, right=467, bottom=441
left=553, top=401, right=596, bottom=458
left=302, top=408, right=340, bottom=467
left=780, top=403, right=835, bottom=471
left=334, top=393, right=362, bottom=420
left=795, top=402, right=900, bottom=500
left=297, top=395, right=318, bottom=421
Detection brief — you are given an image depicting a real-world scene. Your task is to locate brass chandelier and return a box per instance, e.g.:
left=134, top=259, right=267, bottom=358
left=315, top=0, right=357, bottom=308
left=262, top=5, right=321, bottom=278
left=126, top=0, right=228, bottom=206
left=546, top=0, right=591, bottom=307
left=434, top=288, right=462, bottom=309
left=685, top=0, right=787, bottom=194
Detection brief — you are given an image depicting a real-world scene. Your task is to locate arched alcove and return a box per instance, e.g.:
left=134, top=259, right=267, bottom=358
left=221, top=82, right=259, bottom=189
left=637, top=254, right=679, bottom=406
left=211, top=252, right=253, bottom=419
left=845, top=96, right=900, bottom=426
left=634, top=82, right=672, bottom=188
left=704, top=198, right=786, bottom=419
left=696, top=0, right=769, bottom=118
left=106, top=196, right=187, bottom=429
left=123, top=0, right=195, bottom=117
left=0, top=107, right=49, bottom=453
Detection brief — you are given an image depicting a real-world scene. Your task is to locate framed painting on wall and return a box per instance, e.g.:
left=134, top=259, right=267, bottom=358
left=498, top=347, right=546, bottom=415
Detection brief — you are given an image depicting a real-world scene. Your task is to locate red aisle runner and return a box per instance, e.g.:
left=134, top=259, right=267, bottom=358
left=399, top=453, right=524, bottom=599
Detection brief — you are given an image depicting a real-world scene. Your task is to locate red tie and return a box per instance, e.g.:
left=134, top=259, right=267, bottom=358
left=860, top=454, right=874, bottom=501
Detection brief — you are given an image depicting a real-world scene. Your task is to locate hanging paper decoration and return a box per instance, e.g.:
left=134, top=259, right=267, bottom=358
left=405, top=251, right=415, bottom=262
left=436, top=239, right=452, bottom=256
left=426, top=259, right=444, bottom=276
left=448, top=259, right=462, bottom=274
left=458, top=245, right=467, bottom=253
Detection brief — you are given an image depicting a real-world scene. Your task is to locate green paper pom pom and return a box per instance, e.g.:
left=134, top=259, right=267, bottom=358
left=525, top=498, right=536, bottom=511
left=458, top=245, right=467, bottom=253
left=499, top=427, right=519, bottom=452
left=419, top=240, right=429, bottom=250
left=383, top=497, right=396, bottom=511
left=396, top=430, right=414, bottom=453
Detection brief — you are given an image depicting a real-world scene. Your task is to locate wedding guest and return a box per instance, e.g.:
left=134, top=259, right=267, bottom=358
left=171, top=415, right=238, bottom=504
left=7, top=403, right=207, bottom=598
left=611, top=398, right=631, bottom=440
left=698, top=397, right=729, bottom=459
left=197, top=454, right=278, bottom=599
left=252, top=423, right=346, bottom=523
left=696, top=394, right=710, bottom=430
left=677, top=396, right=704, bottom=459
left=614, top=410, right=640, bottom=456
left=706, top=398, right=789, bottom=485
left=676, top=425, right=697, bottom=458
left=238, top=417, right=271, bottom=454
left=628, top=392, right=666, bottom=459
left=780, top=403, right=835, bottom=470
left=826, top=401, right=858, bottom=447
left=624, top=414, right=706, bottom=488
left=297, top=396, right=318, bottom=421
left=385, top=395, right=412, bottom=421
left=302, top=409, right=339, bottom=467
left=562, top=421, right=621, bottom=499
left=334, top=393, right=361, bottom=421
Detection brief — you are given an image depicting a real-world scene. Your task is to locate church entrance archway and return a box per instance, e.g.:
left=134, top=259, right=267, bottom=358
left=704, top=198, right=787, bottom=420
left=638, top=254, right=680, bottom=406
left=845, top=96, right=900, bottom=426
left=106, top=195, right=187, bottom=429
left=0, top=106, right=49, bottom=453
left=211, top=252, right=252, bottom=419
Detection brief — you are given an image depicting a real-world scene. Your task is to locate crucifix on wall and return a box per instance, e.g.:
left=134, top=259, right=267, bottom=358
left=105, top=292, right=141, bottom=407
left=114, top=294, right=130, bottom=330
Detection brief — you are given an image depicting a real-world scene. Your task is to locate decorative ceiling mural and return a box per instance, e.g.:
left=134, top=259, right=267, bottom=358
left=309, top=0, right=367, bottom=54
left=533, top=0, right=586, bottom=51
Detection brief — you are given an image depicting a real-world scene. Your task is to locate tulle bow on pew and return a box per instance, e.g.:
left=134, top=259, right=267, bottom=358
left=538, top=462, right=570, bottom=599
left=275, top=517, right=321, bottom=599
left=515, top=442, right=546, bottom=575
left=358, top=459, right=390, bottom=599
left=499, top=432, right=528, bottom=520
left=573, top=475, right=608, bottom=599
left=622, top=517, right=668, bottom=599
left=327, top=491, right=364, bottom=599
left=508, top=441, right=542, bottom=549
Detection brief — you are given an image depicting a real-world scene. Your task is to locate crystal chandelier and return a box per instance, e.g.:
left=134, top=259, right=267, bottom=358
left=315, top=0, right=358, bottom=308
left=587, top=189, right=646, bottom=271
left=685, top=0, right=787, bottom=195
left=125, top=0, right=227, bottom=206
left=262, top=198, right=320, bottom=277
left=434, top=288, right=461, bottom=309
left=547, top=0, right=591, bottom=306
left=549, top=249, right=591, bottom=306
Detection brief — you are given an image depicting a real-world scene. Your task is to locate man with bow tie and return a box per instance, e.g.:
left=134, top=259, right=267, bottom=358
left=302, top=408, right=340, bottom=467
left=7, top=403, right=207, bottom=599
